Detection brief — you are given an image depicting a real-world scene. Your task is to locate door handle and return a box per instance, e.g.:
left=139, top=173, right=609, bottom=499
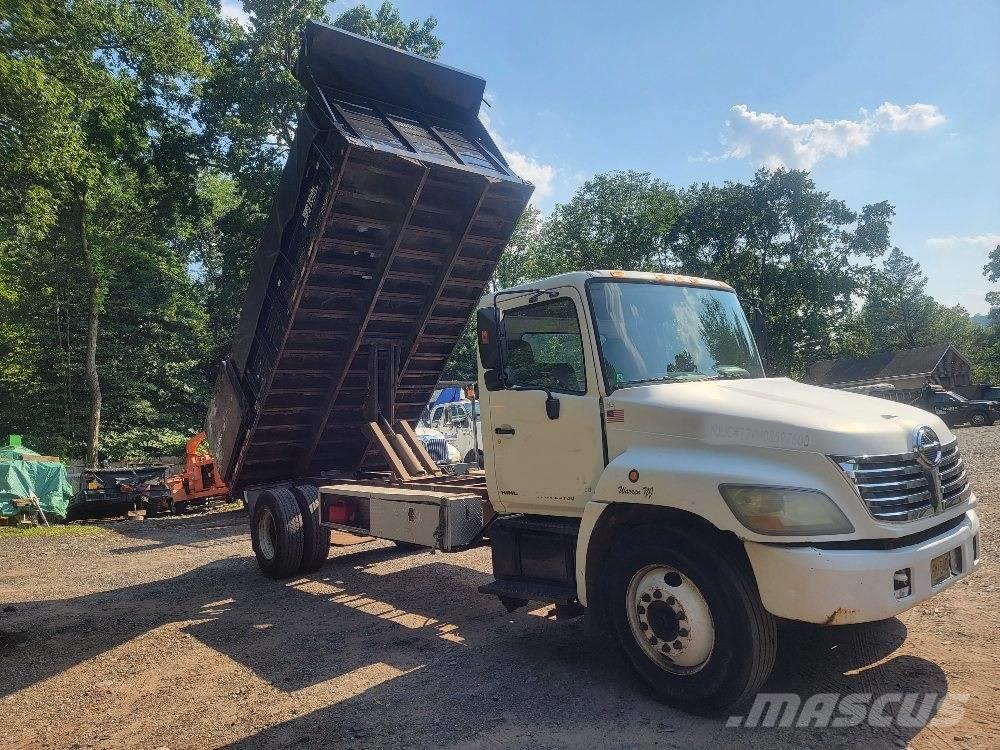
left=495, top=426, right=515, bottom=435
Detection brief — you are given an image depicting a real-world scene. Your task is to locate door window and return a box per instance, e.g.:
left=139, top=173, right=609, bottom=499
left=503, top=296, right=586, bottom=394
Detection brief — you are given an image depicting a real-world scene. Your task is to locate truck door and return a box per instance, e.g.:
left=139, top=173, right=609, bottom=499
left=485, top=288, right=605, bottom=515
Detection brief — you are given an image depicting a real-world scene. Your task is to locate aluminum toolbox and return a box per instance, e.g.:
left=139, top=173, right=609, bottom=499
left=318, top=483, right=485, bottom=551
left=207, top=22, right=534, bottom=490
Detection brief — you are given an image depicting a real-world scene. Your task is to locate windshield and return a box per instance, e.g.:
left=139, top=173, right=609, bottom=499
left=587, top=280, right=764, bottom=390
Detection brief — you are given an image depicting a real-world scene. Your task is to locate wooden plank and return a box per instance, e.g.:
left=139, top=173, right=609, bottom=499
left=381, top=419, right=425, bottom=478
left=396, top=420, right=442, bottom=475
left=363, top=422, right=413, bottom=481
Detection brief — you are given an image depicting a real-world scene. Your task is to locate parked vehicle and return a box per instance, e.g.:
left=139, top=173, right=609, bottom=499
left=67, top=466, right=172, bottom=520
left=163, top=432, right=231, bottom=515
left=420, top=397, right=483, bottom=464
left=413, top=426, right=461, bottom=464
left=927, top=388, right=999, bottom=427
left=207, top=22, right=981, bottom=715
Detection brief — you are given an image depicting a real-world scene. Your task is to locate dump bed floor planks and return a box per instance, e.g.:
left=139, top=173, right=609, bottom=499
left=207, top=22, right=533, bottom=490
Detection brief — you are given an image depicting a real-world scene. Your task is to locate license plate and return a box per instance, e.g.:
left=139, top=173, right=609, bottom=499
left=931, top=551, right=953, bottom=586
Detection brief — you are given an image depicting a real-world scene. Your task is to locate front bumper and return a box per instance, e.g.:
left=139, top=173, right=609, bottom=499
left=745, top=509, right=981, bottom=625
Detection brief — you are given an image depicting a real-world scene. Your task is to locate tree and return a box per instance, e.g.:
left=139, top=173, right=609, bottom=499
left=335, top=1, right=443, bottom=57
left=197, top=0, right=445, bottom=369
left=862, top=248, right=939, bottom=351
left=668, top=169, right=894, bottom=375
left=528, top=172, right=679, bottom=279
left=1, top=0, right=214, bottom=461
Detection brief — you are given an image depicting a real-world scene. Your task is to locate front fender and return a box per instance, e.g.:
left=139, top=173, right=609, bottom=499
left=573, top=440, right=859, bottom=606
left=591, top=438, right=864, bottom=542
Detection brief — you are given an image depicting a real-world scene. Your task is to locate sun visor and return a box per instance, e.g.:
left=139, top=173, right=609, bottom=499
left=296, top=20, right=486, bottom=122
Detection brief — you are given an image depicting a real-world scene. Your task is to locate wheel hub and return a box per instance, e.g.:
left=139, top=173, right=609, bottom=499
left=626, top=565, right=714, bottom=673
left=645, top=600, right=681, bottom=642
left=257, top=507, right=276, bottom=561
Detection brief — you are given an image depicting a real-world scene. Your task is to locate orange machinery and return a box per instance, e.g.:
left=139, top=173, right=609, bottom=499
left=166, top=432, right=230, bottom=510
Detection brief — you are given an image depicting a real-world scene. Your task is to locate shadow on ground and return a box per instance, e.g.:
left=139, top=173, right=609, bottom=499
left=0, top=515, right=952, bottom=749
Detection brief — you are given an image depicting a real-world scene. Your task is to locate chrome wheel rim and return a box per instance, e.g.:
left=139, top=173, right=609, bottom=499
left=257, top=507, right=277, bottom=561
left=626, top=565, right=714, bottom=674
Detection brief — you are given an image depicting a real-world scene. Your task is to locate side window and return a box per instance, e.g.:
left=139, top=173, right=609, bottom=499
left=503, top=296, right=586, bottom=394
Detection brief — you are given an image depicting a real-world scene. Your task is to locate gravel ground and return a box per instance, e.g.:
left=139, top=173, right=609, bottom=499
left=1, top=428, right=998, bottom=750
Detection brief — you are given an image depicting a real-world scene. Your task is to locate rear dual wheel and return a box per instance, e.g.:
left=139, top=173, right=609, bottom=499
left=602, top=526, right=776, bottom=715
left=250, top=485, right=329, bottom=578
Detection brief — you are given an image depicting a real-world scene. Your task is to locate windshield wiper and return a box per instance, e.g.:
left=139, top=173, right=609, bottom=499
left=620, top=373, right=713, bottom=386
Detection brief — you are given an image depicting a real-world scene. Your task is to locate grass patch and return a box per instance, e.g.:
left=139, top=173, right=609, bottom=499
left=0, top=523, right=107, bottom=539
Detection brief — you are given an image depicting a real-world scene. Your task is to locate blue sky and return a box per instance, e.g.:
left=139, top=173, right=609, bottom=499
left=226, top=1, right=1000, bottom=313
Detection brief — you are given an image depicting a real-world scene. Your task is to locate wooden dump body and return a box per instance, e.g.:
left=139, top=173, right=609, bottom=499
left=207, top=22, right=533, bottom=490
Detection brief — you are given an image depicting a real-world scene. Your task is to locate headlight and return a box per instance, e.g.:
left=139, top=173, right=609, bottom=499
left=719, top=485, right=855, bottom=536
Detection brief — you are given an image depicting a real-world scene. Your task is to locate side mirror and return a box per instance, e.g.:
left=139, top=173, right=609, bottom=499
left=483, top=368, right=505, bottom=391
left=477, top=307, right=502, bottom=370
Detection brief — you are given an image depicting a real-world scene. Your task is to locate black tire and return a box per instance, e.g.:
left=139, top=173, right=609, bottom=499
left=144, top=499, right=160, bottom=519
left=970, top=411, right=991, bottom=427
left=250, top=488, right=304, bottom=579
left=291, top=485, right=330, bottom=573
left=602, top=525, right=776, bottom=715
left=463, top=449, right=484, bottom=468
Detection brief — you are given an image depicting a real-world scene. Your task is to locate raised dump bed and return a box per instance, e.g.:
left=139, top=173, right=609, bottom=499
left=208, top=21, right=533, bottom=490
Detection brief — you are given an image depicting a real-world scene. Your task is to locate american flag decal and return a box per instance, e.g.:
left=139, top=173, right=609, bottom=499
left=605, top=409, right=624, bottom=423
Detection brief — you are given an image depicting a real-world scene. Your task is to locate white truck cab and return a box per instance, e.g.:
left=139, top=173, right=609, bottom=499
left=472, top=269, right=980, bottom=711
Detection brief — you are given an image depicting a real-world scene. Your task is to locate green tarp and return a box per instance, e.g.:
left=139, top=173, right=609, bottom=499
left=0, top=443, right=73, bottom=520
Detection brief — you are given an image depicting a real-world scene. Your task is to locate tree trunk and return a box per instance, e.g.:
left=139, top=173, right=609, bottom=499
left=80, top=194, right=102, bottom=467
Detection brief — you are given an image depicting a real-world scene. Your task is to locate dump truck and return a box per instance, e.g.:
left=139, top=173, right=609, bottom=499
left=208, top=22, right=982, bottom=714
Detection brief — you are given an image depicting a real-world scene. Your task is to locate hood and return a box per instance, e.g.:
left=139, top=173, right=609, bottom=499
left=606, top=377, right=954, bottom=458
left=965, top=400, right=998, bottom=407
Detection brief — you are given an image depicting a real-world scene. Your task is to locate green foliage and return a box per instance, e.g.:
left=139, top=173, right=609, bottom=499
left=859, top=248, right=986, bottom=378
left=0, top=0, right=445, bottom=460
left=0, top=0, right=216, bottom=459
left=668, top=169, right=893, bottom=375
left=335, top=1, right=444, bottom=58
left=529, top=172, right=679, bottom=278
left=862, top=248, right=938, bottom=350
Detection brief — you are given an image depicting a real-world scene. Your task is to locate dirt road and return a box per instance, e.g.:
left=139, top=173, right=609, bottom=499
left=2, top=429, right=998, bottom=749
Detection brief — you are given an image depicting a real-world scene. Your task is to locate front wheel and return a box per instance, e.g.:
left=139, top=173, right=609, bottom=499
left=970, top=411, right=992, bottom=427
left=603, top=526, right=776, bottom=715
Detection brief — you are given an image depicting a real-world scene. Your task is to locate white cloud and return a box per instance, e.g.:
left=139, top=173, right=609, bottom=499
left=220, top=0, right=250, bottom=27
left=926, top=233, right=1000, bottom=250
left=873, top=102, right=946, bottom=132
left=480, top=112, right=556, bottom=203
left=713, top=101, right=946, bottom=170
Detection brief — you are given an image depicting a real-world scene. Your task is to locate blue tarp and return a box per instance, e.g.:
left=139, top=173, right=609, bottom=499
left=432, top=386, right=463, bottom=407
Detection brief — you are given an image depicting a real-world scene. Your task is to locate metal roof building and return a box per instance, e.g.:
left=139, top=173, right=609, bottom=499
left=804, top=344, right=973, bottom=392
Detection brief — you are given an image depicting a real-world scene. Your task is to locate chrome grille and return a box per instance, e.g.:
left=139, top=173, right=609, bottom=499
left=838, top=440, right=972, bottom=521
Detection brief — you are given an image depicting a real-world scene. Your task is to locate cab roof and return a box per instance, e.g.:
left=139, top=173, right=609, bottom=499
left=480, top=270, right=735, bottom=306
